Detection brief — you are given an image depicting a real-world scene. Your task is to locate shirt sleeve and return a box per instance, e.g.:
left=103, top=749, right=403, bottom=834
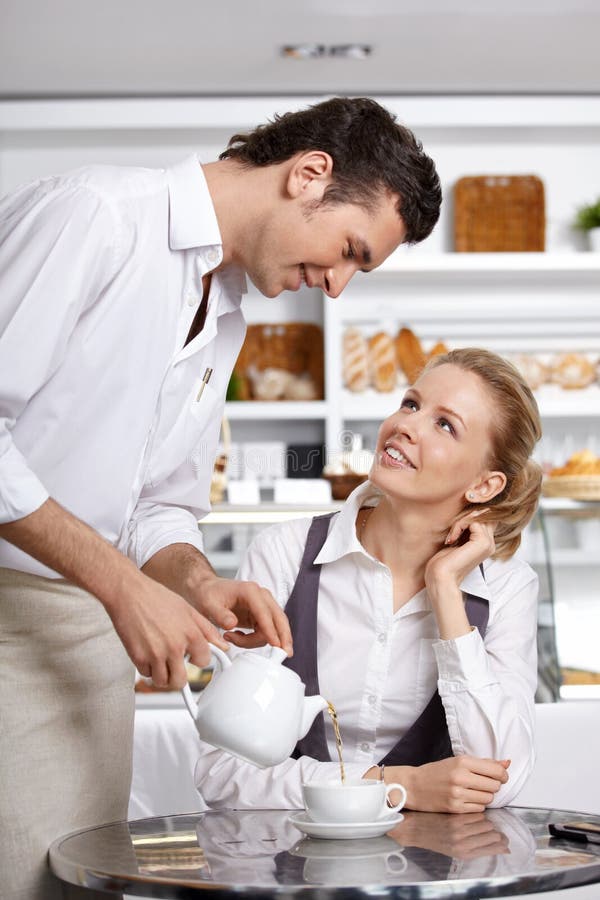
left=194, top=522, right=367, bottom=809
left=0, top=179, right=124, bottom=523
left=433, top=560, right=539, bottom=806
left=123, top=499, right=206, bottom=569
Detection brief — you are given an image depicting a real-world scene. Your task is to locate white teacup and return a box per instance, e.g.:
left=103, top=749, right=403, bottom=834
left=302, top=780, right=407, bottom=824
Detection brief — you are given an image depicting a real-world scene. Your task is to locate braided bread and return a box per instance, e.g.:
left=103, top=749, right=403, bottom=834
left=342, top=327, right=370, bottom=392
left=368, top=331, right=397, bottom=392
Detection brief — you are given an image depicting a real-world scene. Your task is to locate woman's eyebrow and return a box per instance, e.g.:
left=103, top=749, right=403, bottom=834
left=438, top=404, right=466, bottom=429
left=408, top=388, right=466, bottom=429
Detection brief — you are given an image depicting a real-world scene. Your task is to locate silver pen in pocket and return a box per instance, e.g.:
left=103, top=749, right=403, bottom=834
left=196, top=367, right=213, bottom=401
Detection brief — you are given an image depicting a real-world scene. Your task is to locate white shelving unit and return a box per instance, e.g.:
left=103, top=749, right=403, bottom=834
left=2, top=93, right=599, bottom=691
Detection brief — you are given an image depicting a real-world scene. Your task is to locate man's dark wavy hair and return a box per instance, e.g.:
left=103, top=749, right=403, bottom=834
left=220, top=97, right=442, bottom=245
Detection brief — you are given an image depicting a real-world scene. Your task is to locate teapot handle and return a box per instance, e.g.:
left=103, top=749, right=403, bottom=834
left=181, top=643, right=231, bottom=720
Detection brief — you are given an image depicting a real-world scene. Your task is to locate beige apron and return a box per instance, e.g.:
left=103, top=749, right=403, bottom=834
left=0, top=567, right=135, bottom=900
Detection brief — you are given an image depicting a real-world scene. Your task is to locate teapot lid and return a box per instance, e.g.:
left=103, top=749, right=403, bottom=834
left=235, top=646, right=300, bottom=682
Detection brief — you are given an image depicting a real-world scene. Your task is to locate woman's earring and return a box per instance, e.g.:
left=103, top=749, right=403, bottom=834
left=467, top=491, right=475, bottom=501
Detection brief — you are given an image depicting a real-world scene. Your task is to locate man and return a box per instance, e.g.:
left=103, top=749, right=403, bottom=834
left=0, top=96, right=441, bottom=898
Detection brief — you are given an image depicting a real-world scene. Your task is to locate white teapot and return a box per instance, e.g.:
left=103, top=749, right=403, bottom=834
left=182, top=644, right=329, bottom=768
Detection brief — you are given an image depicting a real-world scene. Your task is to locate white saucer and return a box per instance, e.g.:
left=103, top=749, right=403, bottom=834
left=288, top=811, right=403, bottom=841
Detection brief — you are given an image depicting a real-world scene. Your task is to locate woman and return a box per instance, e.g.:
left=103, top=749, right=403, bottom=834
left=194, top=348, right=542, bottom=814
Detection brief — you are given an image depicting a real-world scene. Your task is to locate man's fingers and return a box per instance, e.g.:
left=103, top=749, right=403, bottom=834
left=201, top=594, right=238, bottom=630
left=224, top=628, right=270, bottom=649
left=165, top=656, right=190, bottom=691
left=231, top=583, right=293, bottom=654
left=244, top=586, right=293, bottom=654
left=150, top=659, right=170, bottom=689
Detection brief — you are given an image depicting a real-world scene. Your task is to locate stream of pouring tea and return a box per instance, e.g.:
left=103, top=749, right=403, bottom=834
left=327, top=701, right=346, bottom=784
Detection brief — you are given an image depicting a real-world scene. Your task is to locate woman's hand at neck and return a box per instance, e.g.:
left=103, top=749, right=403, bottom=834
left=359, top=497, right=494, bottom=638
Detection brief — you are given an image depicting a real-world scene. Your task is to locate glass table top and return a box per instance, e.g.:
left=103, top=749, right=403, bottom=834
left=49, top=806, right=600, bottom=899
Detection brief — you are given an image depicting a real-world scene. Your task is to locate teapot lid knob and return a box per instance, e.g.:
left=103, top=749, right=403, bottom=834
left=268, top=646, right=288, bottom=665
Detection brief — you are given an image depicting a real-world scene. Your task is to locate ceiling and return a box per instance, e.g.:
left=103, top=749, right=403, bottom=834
left=1, top=0, right=599, bottom=98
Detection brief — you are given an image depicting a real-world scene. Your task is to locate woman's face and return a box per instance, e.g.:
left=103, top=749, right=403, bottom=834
left=370, top=363, right=501, bottom=513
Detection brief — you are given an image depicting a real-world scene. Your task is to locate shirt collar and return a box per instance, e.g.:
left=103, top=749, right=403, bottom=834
left=168, top=155, right=247, bottom=305
left=315, top=479, right=490, bottom=602
left=167, top=154, right=223, bottom=252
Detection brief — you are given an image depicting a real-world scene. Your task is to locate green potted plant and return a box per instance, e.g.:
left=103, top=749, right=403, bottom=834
left=574, top=197, right=600, bottom=251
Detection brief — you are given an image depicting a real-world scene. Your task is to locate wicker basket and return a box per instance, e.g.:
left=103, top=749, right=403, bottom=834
left=542, top=476, right=600, bottom=501
left=232, top=322, right=324, bottom=400
left=323, top=473, right=367, bottom=500
left=454, top=175, right=545, bottom=252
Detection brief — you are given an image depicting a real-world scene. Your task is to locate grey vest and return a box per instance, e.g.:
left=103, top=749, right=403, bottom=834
left=283, top=512, right=489, bottom=766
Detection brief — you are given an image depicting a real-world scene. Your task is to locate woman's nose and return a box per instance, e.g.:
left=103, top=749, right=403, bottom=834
left=394, top=413, right=419, bottom=442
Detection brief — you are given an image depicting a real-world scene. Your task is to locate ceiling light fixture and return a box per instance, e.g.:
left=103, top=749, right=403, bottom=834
left=281, top=44, right=372, bottom=60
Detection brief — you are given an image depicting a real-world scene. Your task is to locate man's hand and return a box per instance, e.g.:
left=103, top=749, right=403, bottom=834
left=143, top=543, right=293, bottom=657
left=383, top=756, right=510, bottom=814
left=103, top=573, right=225, bottom=689
left=191, top=574, right=293, bottom=655
left=0, top=500, right=224, bottom=690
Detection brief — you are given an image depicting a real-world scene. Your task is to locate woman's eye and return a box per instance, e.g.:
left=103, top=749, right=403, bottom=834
left=346, top=243, right=355, bottom=259
left=438, top=417, right=455, bottom=434
left=400, top=398, right=418, bottom=411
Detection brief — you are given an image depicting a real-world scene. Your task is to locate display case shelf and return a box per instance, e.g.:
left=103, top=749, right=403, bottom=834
left=375, top=251, right=600, bottom=276
left=225, top=401, right=329, bottom=420
left=341, top=384, right=600, bottom=421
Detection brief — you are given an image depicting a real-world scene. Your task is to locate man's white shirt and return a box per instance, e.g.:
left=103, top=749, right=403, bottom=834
left=0, top=155, right=246, bottom=575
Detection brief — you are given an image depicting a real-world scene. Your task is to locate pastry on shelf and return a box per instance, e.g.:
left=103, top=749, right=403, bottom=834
left=510, top=354, right=550, bottom=391
left=248, top=366, right=293, bottom=401
left=426, top=340, right=448, bottom=362
left=283, top=373, right=319, bottom=401
left=395, top=326, right=426, bottom=384
left=543, top=449, right=600, bottom=499
left=368, top=331, right=397, bottom=392
left=549, top=449, right=600, bottom=477
left=550, top=353, right=596, bottom=390
left=342, top=327, right=370, bottom=392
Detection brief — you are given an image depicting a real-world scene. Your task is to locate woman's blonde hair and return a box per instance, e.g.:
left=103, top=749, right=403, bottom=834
left=425, top=347, right=543, bottom=560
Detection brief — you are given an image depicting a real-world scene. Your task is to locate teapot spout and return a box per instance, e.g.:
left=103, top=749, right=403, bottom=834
left=299, top=694, right=329, bottom=740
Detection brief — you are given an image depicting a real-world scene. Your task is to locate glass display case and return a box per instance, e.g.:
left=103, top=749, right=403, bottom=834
left=527, top=498, right=600, bottom=700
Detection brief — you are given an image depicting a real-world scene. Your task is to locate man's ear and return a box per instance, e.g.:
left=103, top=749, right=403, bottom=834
left=285, top=151, right=334, bottom=200
left=466, top=470, right=507, bottom=504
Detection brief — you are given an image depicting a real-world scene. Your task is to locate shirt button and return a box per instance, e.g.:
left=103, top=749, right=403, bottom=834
left=207, top=249, right=219, bottom=263
left=360, top=742, right=370, bottom=752
left=377, top=633, right=386, bottom=644
left=368, top=694, right=376, bottom=706
left=187, top=294, right=198, bottom=307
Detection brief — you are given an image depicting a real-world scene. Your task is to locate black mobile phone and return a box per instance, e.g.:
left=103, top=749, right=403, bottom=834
left=549, top=821, right=600, bottom=844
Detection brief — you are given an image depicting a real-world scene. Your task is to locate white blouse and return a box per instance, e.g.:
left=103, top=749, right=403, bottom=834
left=194, top=481, right=538, bottom=809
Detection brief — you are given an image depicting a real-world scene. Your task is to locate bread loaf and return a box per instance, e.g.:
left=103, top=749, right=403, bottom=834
left=368, top=331, right=397, bottom=392
left=427, top=341, right=448, bottom=362
left=551, top=353, right=596, bottom=390
left=395, top=327, right=426, bottom=384
left=342, top=327, right=370, bottom=392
